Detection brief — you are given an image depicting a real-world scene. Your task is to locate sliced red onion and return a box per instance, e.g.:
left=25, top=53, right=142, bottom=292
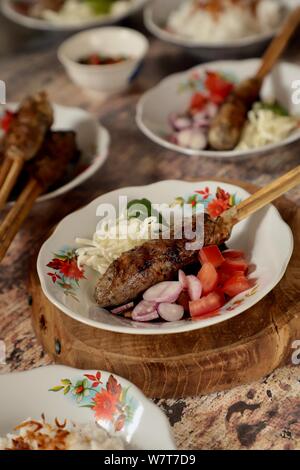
left=111, top=302, right=134, bottom=315
left=178, top=269, right=188, bottom=290
left=158, top=303, right=184, bottom=322
left=132, top=300, right=157, bottom=320
left=177, top=129, right=207, bottom=150
left=192, top=112, right=210, bottom=128
left=169, top=112, right=192, bottom=131
left=133, top=311, right=159, bottom=322
left=143, top=281, right=182, bottom=303
left=186, top=275, right=202, bottom=301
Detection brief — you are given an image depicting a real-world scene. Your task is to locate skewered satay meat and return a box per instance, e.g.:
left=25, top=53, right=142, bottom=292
left=208, top=77, right=262, bottom=150
left=3, top=92, right=53, bottom=163
left=95, top=213, right=232, bottom=308
left=26, top=130, right=79, bottom=190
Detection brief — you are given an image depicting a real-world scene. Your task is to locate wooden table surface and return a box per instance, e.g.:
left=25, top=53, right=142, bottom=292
left=0, top=13, right=299, bottom=450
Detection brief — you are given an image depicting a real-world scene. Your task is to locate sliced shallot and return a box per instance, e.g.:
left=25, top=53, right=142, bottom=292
left=186, top=275, right=202, bottom=301
left=111, top=302, right=134, bottom=315
left=132, top=300, right=157, bottom=320
left=143, top=281, right=182, bottom=303
left=158, top=303, right=184, bottom=322
left=133, top=311, right=159, bottom=322
left=178, top=269, right=188, bottom=289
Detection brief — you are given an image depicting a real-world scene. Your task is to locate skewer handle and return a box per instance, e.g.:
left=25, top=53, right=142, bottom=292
left=0, top=156, right=25, bottom=210
left=256, top=6, right=300, bottom=80
left=223, top=166, right=300, bottom=225
left=0, top=178, right=42, bottom=262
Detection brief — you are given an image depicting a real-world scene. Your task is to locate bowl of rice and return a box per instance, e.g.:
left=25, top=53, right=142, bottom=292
left=144, top=0, right=293, bottom=60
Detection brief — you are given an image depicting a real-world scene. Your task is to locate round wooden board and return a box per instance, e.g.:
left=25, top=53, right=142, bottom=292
left=28, top=180, right=300, bottom=399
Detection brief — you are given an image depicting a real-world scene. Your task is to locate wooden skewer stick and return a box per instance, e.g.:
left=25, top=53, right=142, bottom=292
left=0, top=178, right=42, bottom=262
left=256, top=6, right=300, bottom=80
left=0, top=156, right=25, bottom=210
left=0, top=157, right=13, bottom=188
left=222, top=166, right=300, bottom=226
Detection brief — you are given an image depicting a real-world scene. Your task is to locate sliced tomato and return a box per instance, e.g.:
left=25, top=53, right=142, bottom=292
left=223, top=249, right=246, bottom=259
left=1, top=110, right=14, bottom=132
left=189, top=291, right=225, bottom=318
left=223, top=273, right=251, bottom=298
left=218, top=268, right=244, bottom=286
left=190, top=92, right=207, bottom=112
left=199, top=245, right=225, bottom=268
left=204, top=71, right=234, bottom=104
left=197, top=262, right=218, bottom=295
left=222, top=257, right=248, bottom=274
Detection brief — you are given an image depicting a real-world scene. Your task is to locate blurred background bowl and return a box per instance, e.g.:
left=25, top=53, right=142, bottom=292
left=144, top=0, right=293, bottom=61
left=58, top=26, right=149, bottom=93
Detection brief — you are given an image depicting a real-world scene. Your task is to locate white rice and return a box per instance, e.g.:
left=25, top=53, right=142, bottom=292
left=166, top=0, right=283, bottom=43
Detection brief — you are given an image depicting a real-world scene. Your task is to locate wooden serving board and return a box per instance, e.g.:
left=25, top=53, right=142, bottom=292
left=28, top=181, right=300, bottom=399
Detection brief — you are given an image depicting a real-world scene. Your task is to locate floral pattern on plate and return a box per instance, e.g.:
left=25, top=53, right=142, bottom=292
left=49, top=371, right=138, bottom=433
left=47, top=247, right=85, bottom=302
left=173, top=186, right=242, bottom=218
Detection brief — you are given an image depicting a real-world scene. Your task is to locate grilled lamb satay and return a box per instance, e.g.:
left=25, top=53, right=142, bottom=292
left=95, top=214, right=232, bottom=308
left=208, top=6, right=300, bottom=151
left=208, top=77, right=261, bottom=151
left=26, top=130, right=79, bottom=189
left=3, top=92, right=53, bottom=163
left=0, top=92, right=54, bottom=209
left=0, top=131, right=79, bottom=262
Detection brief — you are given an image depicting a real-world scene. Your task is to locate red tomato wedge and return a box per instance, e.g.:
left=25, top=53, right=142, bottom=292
left=197, top=262, right=218, bottom=295
left=189, top=291, right=225, bottom=318
left=222, top=257, right=248, bottom=273
left=223, top=273, right=251, bottom=298
left=199, top=245, right=225, bottom=268
left=223, top=250, right=245, bottom=259
left=190, top=92, right=207, bottom=112
left=204, top=71, right=234, bottom=104
left=1, top=110, right=14, bottom=132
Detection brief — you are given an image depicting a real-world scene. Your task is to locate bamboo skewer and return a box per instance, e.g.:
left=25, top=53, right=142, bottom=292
left=0, top=157, right=13, bottom=188
left=0, top=178, right=42, bottom=262
left=0, top=156, right=25, bottom=210
left=256, top=6, right=300, bottom=80
left=222, top=166, right=300, bottom=226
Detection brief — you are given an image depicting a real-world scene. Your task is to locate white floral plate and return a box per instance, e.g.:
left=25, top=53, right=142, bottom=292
left=1, top=0, right=148, bottom=31
left=0, top=365, right=175, bottom=450
left=136, top=59, right=300, bottom=159
left=37, top=180, right=293, bottom=335
left=0, top=103, right=110, bottom=203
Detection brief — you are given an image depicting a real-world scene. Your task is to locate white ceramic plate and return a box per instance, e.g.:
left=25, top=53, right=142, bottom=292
left=1, top=0, right=149, bottom=31
left=144, top=0, right=293, bottom=60
left=136, top=59, right=300, bottom=160
left=0, top=365, right=175, bottom=450
left=0, top=103, right=110, bottom=203
left=37, top=180, right=293, bottom=335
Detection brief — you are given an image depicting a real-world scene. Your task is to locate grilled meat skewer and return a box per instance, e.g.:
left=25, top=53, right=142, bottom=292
left=95, top=214, right=231, bottom=308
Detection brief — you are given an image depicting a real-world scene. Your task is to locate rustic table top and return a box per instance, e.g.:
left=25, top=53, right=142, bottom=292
left=0, top=13, right=299, bottom=451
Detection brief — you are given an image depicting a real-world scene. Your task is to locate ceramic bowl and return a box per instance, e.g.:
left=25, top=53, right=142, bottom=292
left=136, top=59, right=300, bottom=160
left=0, top=365, right=175, bottom=450
left=1, top=0, right=149, bottom=31
left=0, top=103, right=110, bottom=203
left=37, top=180, right=293, bottom=335
left=144, top=0, right=293, bottom=61
left=58, top=27, right=149, bottom=93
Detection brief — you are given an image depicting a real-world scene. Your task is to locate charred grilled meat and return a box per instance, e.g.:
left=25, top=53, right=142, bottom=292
left=95, top=213, right=232, bottom=308
left=3, top=92, right=53, bottom=163
left=26, top=130, right=79, bottom=190
left=208, top=77, right=262, bottom=151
